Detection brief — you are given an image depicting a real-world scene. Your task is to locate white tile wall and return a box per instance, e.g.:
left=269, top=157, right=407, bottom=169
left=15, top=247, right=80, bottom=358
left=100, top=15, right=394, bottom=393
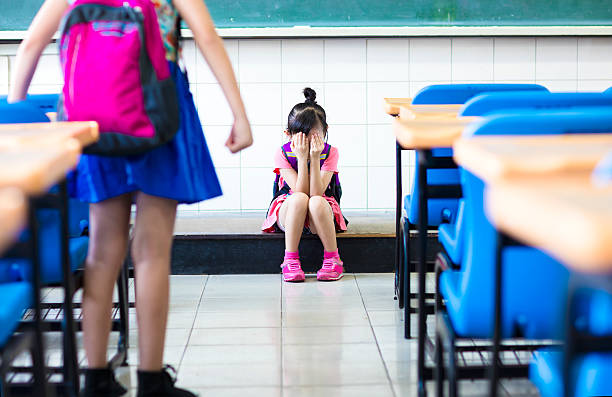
left=366, top=39, right=409, bottom=82
left=327, top=125, right=367, bottom=168
left=494, top=38, right=536, bottom=81
left=0, top=56, right=8, bottom=87
left=196, top=83, right=234, bottom=125
left=240, top=83, right=283, bottom=125
left=281, top=40, right=324, bottom=83
left=324, top=39, right=366, bottom=82
left=577, top=38, right=612, bottom=80
left=239, top=40, right=281, bottom=83
left=241, top=167, right=275, bottom=211
left=410, top=38, right=451, bottom=81
left=202, top=126, right=241, bottom=168
left=535, top=37, right=578, bottom=80
left=1, top=35, right=610, bottom=215
left=452, top=38, right=494, bottom=82
left=368, top=167, right=396, bottom=209
left=324, top=82, right=367, bottom=125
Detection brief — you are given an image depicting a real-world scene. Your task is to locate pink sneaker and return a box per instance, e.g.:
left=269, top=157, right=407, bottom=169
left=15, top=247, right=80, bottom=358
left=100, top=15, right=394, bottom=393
left=281, top=258, right=305, bottom=282
left=317, top=257, right=344, bottom=281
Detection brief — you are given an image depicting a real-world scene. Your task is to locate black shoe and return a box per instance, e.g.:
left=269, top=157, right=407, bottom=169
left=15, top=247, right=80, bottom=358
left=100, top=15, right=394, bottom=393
left=137, top=365, right=197, bottom=397
left=81, top=367, right=128, bottom=397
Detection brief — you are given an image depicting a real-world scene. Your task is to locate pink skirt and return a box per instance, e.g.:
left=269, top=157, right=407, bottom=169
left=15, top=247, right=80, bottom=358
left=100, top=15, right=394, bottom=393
left=262, top=193, right=348, bottom=233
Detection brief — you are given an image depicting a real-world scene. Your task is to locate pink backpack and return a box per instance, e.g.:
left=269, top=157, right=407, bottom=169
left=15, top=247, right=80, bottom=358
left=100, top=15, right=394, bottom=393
left=58, top=0, right=179, bottom=156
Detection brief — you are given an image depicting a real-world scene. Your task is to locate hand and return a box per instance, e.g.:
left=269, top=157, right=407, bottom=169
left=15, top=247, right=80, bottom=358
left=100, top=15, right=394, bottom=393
left=309, top=132, right=324, bottom=159
left=290, top=132, right=310, bottom=161
left=225, top=116, right=253, bottom=153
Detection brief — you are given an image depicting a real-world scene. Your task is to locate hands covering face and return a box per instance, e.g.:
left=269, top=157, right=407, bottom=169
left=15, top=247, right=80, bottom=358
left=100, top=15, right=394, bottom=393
left=289, top=129, right=325, bottom=162
left=290, top=132, right=310, bottom=160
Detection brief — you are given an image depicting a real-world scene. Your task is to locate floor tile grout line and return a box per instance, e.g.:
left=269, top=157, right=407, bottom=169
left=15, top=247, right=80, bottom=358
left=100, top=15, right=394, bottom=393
left=353, top=274, right=397, bottom=397
left=177, top=275, right=210, bottom=372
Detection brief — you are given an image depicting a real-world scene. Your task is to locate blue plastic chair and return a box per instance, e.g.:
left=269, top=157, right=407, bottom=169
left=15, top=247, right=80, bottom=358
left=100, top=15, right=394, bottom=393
left=406, top=84, right=548, bottom=227
left=400, top=83, right=548, bottom=339
left=439, top=94, right=612, bottom=267
left=461, top=91, right=612, bottom=117
left=0, top=100, right=89, bottom=284
left=411, top=83, right=548, bottom=105
left=530, top=287, right=612, bottom=397
left=440, top=109, right=612, bottom=338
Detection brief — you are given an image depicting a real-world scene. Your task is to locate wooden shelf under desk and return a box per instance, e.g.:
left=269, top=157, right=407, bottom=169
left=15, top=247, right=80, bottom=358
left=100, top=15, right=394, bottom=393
left=0, top=121, right=99, bottom=149
left=454, top=133, right=612, bottom=184
left=0, top=188, right=27, bottom=255
left=486, top=174, right=612, bottom=273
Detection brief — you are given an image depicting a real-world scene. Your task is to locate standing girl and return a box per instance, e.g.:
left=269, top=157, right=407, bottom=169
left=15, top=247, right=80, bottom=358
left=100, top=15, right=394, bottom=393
left=9, top=0, right=252, bottom=396
left=262, top=88, right=347, bottom=282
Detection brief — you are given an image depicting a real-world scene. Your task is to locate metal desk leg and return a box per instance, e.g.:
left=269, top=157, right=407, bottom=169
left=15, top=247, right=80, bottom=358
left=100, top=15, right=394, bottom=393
left=417, top=149, right=428, bottom=397
left=396, top=142, right=403, bottom=308
left=490, top=231, right=504, bottom=397
left=58, top=180, right=79, bottom=397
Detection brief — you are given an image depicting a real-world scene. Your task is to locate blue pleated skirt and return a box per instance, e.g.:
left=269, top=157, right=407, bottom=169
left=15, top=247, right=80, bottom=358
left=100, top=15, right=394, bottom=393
left=68, top=62, right=222, bottom=204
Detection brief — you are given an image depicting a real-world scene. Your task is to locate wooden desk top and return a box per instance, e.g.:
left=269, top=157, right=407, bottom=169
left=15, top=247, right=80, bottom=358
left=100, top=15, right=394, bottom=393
left=398, top=104, right=463, bottom=120
left=0, top=188, right=27, bottom=255
left=392, top=116, right=480, bottom=149
left=0, top=121, right=99, bottom=149
left=454, top=134, right=612, bottom=183
left=0, top=139, right=81, bottom=195
left=384, top=98, right=412, bottom=116
left=486, top=174, right=612, bottom=273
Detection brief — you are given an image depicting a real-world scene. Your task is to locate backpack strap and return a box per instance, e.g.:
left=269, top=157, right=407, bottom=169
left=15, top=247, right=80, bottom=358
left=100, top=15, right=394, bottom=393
left=319, top=143, right=331, bottom=168
left=281, top=142, right=298, bottom=171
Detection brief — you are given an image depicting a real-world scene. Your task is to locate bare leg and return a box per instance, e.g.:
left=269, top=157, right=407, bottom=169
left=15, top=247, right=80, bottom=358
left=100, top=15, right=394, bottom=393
left=277, top=192, right=309, bottom=252
left=82, top=194, right=132, bottom=368
left=307, top=196, right=337, bottom=252
left=131, top=192, right=177, bottom=371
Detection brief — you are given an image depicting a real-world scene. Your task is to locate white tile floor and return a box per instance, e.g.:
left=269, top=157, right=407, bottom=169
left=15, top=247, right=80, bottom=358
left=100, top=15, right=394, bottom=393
left=37, top=273, right=541, bottom=397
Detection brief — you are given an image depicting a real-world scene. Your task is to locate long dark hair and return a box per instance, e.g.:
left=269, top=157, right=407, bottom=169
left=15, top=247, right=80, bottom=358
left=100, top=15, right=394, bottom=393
left=286, top=87, right=328, bottom=138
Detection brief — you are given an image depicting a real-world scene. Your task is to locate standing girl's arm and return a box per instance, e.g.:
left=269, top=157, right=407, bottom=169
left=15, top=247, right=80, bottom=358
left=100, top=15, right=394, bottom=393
left=173, top=0, right=252, bottom=153
left=8, top=0, right=68, bottom=102
left=309, top=133, right=333, bottom=196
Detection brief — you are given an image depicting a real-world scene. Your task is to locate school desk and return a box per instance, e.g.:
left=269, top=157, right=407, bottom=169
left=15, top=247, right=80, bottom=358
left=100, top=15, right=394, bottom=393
left=384, top=97, right=412, bottom=116
left=453, top=133, right=612, bottom=395
left=0, top=121, right=98, bottom=150
left=487, top=174, right=612, bottom=273
left=454, top=133, right=612, bottom=184
left=0, top=141, right=81, bottom=195
left=0, top=188, right=26, bottom=255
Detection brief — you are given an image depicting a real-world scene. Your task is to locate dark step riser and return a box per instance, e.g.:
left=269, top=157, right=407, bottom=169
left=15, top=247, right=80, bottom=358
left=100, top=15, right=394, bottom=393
left=159, top=235, right=442, bottom=274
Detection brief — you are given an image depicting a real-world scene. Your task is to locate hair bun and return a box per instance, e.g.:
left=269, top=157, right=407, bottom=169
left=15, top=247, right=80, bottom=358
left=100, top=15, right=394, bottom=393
left=303, top=87, right=317, bottom=104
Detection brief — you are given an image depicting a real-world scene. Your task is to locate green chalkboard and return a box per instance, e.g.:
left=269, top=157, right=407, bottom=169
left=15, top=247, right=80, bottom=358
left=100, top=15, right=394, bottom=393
left=3, top=0, right=612, bottom=31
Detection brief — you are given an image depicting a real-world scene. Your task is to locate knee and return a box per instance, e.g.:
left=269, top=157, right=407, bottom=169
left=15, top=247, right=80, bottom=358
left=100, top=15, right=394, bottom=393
left=308, top=195, right=329, bottom=214
left=288, top=192, right=309, bottom=209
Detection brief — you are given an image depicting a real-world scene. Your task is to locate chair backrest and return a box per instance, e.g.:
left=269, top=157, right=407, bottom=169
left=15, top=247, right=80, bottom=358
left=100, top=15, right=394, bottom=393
left=25, top=94, right=60, bottom=113
left=408, top=84, right=545, bottom=225
left=460, top=92, right=612, bottom=117
left=411, top=83, right=548, bottom=105
left=457, top=109, right=612, bottom=338
left=0, top=101, right=49, bottom=123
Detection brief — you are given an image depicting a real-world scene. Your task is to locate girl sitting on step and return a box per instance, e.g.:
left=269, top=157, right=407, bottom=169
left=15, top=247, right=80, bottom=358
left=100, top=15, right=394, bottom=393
left=262, top=88, right=348, bottom=282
